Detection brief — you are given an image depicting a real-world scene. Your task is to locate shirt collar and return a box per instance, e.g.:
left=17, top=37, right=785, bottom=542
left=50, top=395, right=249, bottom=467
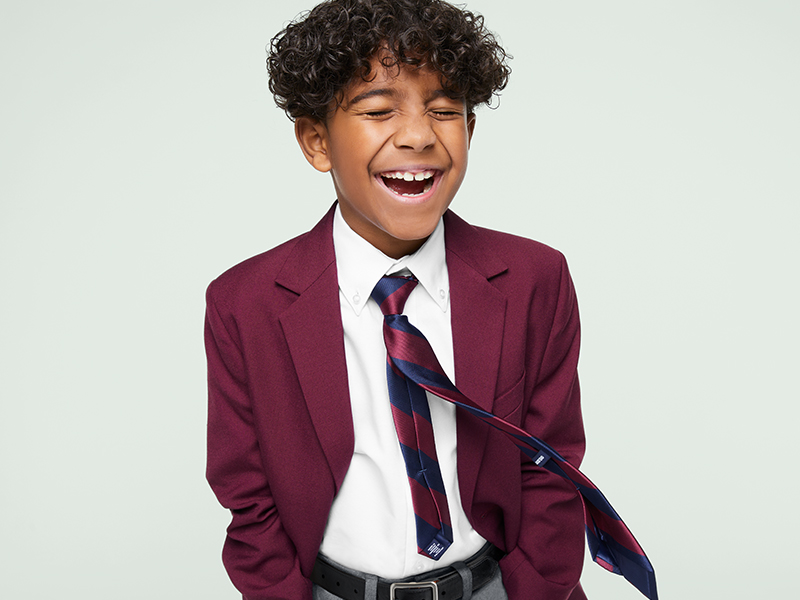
left=333, top=204, right=449, bottom=316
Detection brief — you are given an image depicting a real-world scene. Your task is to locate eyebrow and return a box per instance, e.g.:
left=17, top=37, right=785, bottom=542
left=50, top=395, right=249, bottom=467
left=347, top=88, right=451, bottom=106
left=347, top=88, right=396, bottom=106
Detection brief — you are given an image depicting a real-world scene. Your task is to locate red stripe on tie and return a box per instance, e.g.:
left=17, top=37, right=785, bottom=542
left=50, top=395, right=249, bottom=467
left=390, top=404, right=417, bottom=445
left=431, top=487, right=451, bottom=528
left=596, top=556, right=616, bottom=573
left=384, top=326, right=447, bottom=376
left=414, top=420, right=437, bottom=464
left=381, top=281, right=417, bottom=315
left=588, top=505, right=646, bottom=556
left=408, top=477, right=442, bottom=528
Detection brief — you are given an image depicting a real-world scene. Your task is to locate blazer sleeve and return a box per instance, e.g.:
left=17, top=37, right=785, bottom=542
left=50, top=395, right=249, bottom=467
left=205, top=288, right=312, bottom=600
left=499, top=253, right=587, bottom=600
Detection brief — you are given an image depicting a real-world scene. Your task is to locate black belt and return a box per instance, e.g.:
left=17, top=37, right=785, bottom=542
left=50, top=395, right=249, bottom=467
left=311, top=543, right=504, bottom=600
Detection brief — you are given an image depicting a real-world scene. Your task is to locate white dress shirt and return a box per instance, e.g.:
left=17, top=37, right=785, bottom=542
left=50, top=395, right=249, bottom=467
left=319, top=205, right=486, bottom=578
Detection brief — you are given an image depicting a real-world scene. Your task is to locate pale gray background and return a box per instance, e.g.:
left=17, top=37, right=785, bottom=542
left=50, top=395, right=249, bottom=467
left=1, top=1, right=797, bottom=598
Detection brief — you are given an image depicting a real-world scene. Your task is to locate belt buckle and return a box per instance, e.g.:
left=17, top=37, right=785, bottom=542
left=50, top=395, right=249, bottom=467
left=389, top=580, right=438, bottom=600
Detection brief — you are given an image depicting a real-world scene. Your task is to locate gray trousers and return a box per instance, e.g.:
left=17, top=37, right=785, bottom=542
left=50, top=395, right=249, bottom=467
left=312, top=555, right=508, bottom=600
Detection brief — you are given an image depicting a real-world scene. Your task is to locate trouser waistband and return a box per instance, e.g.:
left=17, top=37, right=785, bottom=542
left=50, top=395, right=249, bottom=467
left=311, top=543, right=505, bottom=600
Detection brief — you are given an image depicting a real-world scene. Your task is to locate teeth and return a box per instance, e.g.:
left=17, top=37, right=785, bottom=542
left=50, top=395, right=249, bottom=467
left=382, top=170, right=435, bottom=181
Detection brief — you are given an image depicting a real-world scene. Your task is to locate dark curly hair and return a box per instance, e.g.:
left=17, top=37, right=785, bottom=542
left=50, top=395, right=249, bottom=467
left=267, top=0, right=511, bottom=121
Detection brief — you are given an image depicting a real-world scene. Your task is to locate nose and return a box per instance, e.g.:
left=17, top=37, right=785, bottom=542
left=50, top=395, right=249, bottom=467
left=393, top=114, right=436, bottom=152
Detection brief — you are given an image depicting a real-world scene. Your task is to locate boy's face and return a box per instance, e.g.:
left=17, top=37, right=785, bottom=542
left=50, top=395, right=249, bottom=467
left=296, top=56, right=476, bottom=258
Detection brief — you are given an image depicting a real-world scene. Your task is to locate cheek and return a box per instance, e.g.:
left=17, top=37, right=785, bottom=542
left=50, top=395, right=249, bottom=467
left=454, top=130, right=472, bottom=157
left=436, top=126, right=470, bottom=158
left=329, top=152, right=364, bottom=190
left=330, top=135, right=375, bottom=177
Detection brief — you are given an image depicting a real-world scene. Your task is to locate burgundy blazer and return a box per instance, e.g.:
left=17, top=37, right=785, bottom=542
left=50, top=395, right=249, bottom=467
left=205, top=205, right=588, bottom=600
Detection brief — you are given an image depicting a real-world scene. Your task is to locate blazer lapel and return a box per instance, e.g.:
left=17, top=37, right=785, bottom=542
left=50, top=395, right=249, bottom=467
left=275, top=205, right=354, bottom=491
left=444, top=210, right=509, bottom=512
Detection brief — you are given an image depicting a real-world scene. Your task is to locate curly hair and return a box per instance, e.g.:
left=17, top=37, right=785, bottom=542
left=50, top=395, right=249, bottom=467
left=267, top=0, right=511, bottom=120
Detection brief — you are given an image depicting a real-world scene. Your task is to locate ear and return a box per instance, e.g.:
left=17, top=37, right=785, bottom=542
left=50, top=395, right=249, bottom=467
left=466, top=112, right=477, bottom=148
left=295, top=116, right=332, bottom=172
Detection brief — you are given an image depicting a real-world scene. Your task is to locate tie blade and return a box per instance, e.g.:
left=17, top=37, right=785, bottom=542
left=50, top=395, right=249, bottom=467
left=451, top=398, right=660, bottom=598
left=586, top=524, right=621, bottom=574
left=586, top=513, right=658, bottom=600
left=572, top=467, right=657, bottom=599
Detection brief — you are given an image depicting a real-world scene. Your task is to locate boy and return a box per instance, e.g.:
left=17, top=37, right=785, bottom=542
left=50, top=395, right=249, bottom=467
left=206, top=1, right=589, bottom=598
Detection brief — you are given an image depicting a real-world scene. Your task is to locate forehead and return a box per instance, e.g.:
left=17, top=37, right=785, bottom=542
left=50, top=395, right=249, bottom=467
left=339, top=56, right=452, bottom=105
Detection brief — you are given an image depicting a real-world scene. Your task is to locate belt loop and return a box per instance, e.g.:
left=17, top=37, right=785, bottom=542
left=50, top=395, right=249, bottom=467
left=452, top=561, right=472, bottom=600
left=364, top=573, right=378, bottom=600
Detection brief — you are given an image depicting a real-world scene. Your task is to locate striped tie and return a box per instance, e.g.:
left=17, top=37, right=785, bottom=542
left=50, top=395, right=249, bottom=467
left=371, top=275, right=658, bottom=600
left=372, top=274, right=453, bottom=561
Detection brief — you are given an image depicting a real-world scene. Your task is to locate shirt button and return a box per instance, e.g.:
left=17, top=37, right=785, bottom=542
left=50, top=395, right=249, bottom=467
left=439, top=289, right=446, bottom=299
left=353, top=294, right=361, bottom=304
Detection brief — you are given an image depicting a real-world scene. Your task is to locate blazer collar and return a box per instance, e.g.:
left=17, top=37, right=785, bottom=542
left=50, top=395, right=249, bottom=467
left=274, top=205, right=508, bottom=294
left=443, top=211, right=508, bottom=282
left=275, top=204, right=338, bottom=295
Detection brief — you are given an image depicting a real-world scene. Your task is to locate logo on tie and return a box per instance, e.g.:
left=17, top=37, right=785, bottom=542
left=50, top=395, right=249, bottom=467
left=425, top=540, right=446, bottom=559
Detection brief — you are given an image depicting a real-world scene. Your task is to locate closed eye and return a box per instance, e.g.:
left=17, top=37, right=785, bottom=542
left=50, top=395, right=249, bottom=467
left=431, top=110, right=463, bottom=119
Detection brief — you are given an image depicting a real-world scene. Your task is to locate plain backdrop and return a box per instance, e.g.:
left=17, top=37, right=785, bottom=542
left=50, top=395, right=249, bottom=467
left=1, top=1, right=798, bottom=598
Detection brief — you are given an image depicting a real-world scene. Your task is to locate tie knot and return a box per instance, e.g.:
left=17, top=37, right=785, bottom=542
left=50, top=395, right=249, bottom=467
left=371, top=275, right=418, bottom=316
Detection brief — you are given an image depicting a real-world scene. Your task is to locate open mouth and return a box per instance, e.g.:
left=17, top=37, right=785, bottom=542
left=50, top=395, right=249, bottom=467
left=378, top=170, right=437, bottom=198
